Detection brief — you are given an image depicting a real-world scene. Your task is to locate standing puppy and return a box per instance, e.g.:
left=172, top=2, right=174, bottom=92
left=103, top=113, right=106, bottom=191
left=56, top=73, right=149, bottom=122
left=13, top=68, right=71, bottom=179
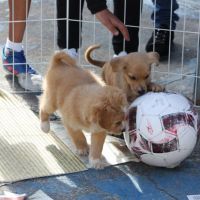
left=85, top=45, right=164, bottom=102
left=40, top=51, right=128, bottom=169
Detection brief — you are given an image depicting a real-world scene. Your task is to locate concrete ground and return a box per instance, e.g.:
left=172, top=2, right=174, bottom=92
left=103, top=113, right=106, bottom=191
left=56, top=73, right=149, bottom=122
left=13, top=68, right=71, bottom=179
left=0, top=0, right=200, bottom=199
left=1, top=159, right=200, bottom=200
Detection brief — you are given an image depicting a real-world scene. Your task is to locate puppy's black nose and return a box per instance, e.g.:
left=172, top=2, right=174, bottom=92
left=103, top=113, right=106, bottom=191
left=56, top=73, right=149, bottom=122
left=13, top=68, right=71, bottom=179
left=121, top=128, right=126, bottom=133
left=138, top=89, right=145, bottom=95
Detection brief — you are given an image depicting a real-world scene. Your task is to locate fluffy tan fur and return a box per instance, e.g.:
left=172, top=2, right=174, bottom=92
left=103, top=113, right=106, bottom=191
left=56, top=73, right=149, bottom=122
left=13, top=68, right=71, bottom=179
left=40, top=51, right=128, bottom=169
left=85, top=45, right=164, bottom=102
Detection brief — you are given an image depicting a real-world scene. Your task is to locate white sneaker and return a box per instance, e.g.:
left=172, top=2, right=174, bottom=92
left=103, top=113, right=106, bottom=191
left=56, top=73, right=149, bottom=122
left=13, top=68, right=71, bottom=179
left=17, top=73, right=42, bottom=92
left=62, top=48, right=78, bottom=59
left=113, top=51, right=127, bottom=58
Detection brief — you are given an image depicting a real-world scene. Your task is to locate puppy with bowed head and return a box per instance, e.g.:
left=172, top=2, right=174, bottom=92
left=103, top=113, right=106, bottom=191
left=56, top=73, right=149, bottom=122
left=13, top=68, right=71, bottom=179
left=39, top=51, right=128, bottom=169
left=85, top=45, right=164, bottom=103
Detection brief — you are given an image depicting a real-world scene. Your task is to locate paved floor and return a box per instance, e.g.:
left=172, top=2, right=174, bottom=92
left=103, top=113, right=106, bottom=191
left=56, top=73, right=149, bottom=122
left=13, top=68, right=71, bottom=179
left=0, top=0, right=200, bottom=200
left=1, top=156, right=200, bottom=200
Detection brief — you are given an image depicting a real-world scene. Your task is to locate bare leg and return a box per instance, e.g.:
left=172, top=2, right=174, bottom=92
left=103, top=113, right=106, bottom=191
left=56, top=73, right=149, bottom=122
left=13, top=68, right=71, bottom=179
left=65, top=125, right=89, bottom=156
left=89, top=132, right=106, bottom=169
left=8, top=0, right=31, bottom=42
left=4, top=0, right=42, bottom=93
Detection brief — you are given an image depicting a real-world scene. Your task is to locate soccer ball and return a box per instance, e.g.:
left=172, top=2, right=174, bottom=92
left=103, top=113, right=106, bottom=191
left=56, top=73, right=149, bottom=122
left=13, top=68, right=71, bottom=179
left=124, top=92, right=199, bottom=168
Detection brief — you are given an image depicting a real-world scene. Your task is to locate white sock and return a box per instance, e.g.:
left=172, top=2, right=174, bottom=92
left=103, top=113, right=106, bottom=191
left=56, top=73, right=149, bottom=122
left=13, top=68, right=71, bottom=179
left=113, top=51, right=127, bottom=58
left=62, top=48, right=78, bottom=59
left=5, top=38, right=23, bottom=52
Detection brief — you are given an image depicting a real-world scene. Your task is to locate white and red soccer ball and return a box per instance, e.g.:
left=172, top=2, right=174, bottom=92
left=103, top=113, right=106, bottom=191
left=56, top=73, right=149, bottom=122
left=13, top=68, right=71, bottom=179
left=124, top=92, right=199, bottom=168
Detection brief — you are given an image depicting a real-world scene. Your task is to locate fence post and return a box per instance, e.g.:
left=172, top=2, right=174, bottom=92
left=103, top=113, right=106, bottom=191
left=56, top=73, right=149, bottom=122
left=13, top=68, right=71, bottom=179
left=195, top=37, right=200, bottom=106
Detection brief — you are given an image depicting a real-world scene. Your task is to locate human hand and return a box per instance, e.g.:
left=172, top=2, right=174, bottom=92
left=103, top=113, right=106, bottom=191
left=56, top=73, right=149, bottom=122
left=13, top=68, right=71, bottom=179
left=95, top=9, right=130, bottom=41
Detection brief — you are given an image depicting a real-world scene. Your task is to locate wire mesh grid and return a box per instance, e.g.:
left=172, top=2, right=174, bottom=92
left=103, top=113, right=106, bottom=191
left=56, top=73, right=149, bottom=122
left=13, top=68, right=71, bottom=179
left=0, top=0, right=199, bottom=107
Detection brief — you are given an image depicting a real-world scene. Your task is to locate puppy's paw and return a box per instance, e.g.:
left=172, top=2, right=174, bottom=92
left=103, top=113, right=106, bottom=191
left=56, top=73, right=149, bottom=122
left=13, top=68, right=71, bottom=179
left=40, top=121, right=50, bottom=133
left=148, top=83, right=165, bottom=92
left=76, top=146, right=89, bottom=156
left=89, top=158, right=105, bottom=169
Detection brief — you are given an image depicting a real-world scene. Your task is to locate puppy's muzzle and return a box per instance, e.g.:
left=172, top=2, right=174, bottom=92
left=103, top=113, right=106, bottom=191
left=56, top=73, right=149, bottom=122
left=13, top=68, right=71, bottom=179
left=121, top=120, right=126, bottom=132
left=121, top=127, right=126, bottom=132
left=138, top=88, right=146, bottom=96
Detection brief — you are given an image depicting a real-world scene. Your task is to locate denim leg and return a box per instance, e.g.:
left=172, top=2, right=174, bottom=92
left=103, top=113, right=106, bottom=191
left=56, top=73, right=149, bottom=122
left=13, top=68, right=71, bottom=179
left=151, top=0, right=179, bottom=30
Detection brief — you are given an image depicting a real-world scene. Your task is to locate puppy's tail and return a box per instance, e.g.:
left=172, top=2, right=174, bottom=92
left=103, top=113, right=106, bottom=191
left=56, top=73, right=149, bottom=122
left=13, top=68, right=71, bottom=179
left=51, top=51, right=76, bottom=68
left=85, top=44, right=106, bottom=68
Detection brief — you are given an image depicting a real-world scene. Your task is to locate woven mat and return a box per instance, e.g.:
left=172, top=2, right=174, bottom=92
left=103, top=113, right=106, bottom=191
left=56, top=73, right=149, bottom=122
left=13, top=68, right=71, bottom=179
left=0, top=89, right=87, bottom=183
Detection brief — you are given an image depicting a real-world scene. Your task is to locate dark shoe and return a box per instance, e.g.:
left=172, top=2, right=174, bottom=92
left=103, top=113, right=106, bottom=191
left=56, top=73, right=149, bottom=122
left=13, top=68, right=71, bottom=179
left=145, top=25, right=174, bottom=58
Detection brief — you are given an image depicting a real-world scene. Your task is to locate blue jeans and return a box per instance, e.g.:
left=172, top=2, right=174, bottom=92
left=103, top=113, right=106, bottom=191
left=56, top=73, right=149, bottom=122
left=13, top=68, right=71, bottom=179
left=151, top=0, right=179, bottom=30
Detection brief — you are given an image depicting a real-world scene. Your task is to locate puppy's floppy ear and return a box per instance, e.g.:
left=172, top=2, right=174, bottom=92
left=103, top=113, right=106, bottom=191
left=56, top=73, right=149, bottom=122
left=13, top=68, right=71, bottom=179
left=109, top=57, right=126, bottom=72
left=147, top=52, right=160, bottom=66
left=89, top=102, right=110, bottom=129
left=89, top=103, right=102, bottom=124
left=92, top=103, right=114, bottom=130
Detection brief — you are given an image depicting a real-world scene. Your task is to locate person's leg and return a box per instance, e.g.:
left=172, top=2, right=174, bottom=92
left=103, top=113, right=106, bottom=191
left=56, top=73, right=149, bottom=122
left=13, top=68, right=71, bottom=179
left=112, top=0, right=141, bottom=55
left=8, top=0, right=31, bottom=43
left=2, top=0, right=42, bottom=91
left=56, top=0, right=84, bottom=57
left=146, top=0, right=179, bottom=57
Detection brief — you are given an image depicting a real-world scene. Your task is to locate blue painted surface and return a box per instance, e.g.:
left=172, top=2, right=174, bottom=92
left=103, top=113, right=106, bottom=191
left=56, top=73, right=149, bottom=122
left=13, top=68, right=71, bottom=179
left=2, top=148, right=200, bottom=200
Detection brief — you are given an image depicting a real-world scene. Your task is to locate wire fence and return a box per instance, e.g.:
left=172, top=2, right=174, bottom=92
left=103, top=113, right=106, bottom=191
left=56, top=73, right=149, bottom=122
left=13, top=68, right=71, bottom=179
left=0, top=0, right=199, bottom=106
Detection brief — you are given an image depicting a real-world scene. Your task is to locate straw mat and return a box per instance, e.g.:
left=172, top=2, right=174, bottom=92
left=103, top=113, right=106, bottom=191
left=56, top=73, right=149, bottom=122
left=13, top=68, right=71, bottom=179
left=0, top=89, right=87, bottom=183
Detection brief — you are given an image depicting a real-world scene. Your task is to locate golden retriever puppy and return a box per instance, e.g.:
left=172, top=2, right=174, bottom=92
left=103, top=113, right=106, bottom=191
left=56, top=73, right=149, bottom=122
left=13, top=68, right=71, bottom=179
left=40, top=51, right=128, bottom=169
left=85, top=45, right=164, bottom=102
